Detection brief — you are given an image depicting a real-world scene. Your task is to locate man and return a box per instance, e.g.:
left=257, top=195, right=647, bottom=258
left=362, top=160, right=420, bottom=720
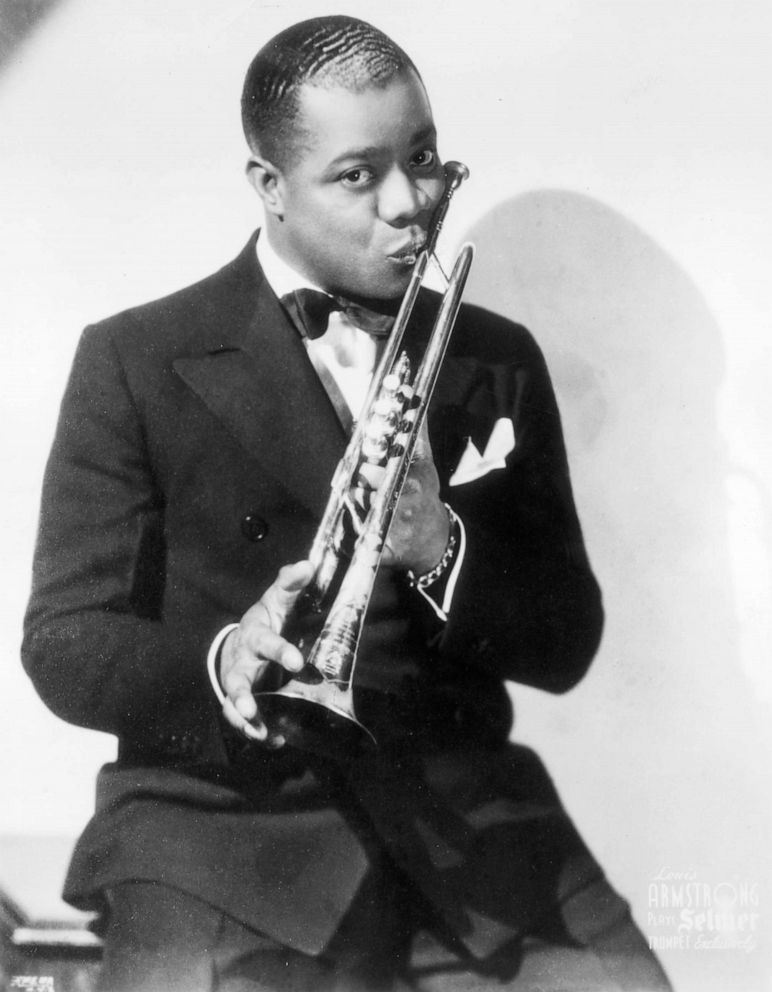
left=22, top=16, right=671, bottom=992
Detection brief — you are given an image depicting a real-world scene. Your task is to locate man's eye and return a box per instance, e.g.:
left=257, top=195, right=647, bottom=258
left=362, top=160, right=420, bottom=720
left=412, top=149, right=437, bottom=169
left=340, top=168, right=374, bottom=187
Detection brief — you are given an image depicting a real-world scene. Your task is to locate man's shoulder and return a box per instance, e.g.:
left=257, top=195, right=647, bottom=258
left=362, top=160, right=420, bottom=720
left=85, top=234, right=260, bottom=354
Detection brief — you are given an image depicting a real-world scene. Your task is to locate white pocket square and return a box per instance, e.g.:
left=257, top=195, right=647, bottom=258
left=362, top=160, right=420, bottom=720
left=449, top=417, right=516, bottom=486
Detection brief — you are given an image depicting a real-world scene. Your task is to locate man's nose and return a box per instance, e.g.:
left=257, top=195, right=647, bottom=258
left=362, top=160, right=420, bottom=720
left=377, top=168, right=434, bottom=225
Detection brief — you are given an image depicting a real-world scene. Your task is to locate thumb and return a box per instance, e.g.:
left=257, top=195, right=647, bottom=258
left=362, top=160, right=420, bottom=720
left=411, top=418, right=434, bottom=462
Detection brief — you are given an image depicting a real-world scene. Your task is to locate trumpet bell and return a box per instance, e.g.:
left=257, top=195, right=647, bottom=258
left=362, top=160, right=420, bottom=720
left=257, top=678, right=376, bottom=756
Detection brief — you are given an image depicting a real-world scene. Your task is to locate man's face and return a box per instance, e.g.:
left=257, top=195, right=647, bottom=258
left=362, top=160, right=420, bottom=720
left=265, top=70, right=446, bottom=300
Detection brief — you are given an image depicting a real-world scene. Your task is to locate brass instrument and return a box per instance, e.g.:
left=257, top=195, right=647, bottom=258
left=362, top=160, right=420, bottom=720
left=257, top=162, right=474, bottom=751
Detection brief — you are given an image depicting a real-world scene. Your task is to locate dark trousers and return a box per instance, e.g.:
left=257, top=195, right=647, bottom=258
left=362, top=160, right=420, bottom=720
left=97, top=872, right=672, bottom=992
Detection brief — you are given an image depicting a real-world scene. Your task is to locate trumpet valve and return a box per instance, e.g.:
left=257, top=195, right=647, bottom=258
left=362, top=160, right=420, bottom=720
left=381, top=372, right=402, bottom=398
left=372, top=397, right=399, bottom=420
left=361, top=431, right=390, bottom=463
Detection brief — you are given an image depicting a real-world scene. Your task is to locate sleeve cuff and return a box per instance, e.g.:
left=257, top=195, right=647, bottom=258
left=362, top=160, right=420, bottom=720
left=413, top=512, right=467, bottom=622
left=206, top=623, right=239, bottom=706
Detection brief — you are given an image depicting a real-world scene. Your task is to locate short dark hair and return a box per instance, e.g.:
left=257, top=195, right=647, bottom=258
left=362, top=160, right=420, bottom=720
left=241, top=16, right=419, bottom=167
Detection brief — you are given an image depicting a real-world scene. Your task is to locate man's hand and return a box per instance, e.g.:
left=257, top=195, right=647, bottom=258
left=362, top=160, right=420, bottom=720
left=219, top=560, right=315, bottom=743
left=381, top=420, right=450, bottom=575
left=219, top=424, right=447, bottom=744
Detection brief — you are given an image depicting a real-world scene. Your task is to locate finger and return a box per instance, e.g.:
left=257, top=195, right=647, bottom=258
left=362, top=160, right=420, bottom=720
left=222, top=694, right=267, bottom=741
left=237, top=628, right=304, bottom=673
left=404, top=442, right=441, bottom=500
left=222, top=668, right=259, bottom=719
left=411, top=419, right=434, bottom=461
left=276, top=559, right=315, bottom=595
left=381, top=537, right=397, bottom=567
left=261, top=560, right=315, bottom=632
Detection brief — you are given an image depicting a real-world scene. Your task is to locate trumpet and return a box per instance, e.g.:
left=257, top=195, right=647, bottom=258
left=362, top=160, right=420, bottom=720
left=256, top=161, right=474, bottom=752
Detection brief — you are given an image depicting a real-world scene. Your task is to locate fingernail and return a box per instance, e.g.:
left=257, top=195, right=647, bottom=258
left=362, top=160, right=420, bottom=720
left=243, top=721, right=267, bottom=741
left=284, top=650, right=304, bottom=672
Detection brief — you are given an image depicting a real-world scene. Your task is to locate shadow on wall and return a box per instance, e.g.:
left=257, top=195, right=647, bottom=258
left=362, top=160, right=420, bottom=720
left=461, top=191, right=770, bottom=984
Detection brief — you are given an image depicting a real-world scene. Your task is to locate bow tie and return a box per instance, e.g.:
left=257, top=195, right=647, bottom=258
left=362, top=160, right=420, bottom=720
left=281, top=288, right=397, bottom=340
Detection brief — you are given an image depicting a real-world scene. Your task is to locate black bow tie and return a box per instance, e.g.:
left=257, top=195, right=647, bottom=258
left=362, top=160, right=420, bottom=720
left=281, top=288, right=397, bottom=340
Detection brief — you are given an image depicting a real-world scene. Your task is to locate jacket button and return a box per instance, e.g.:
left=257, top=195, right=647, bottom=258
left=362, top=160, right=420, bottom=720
left=241, top=513, right=269, bottom=542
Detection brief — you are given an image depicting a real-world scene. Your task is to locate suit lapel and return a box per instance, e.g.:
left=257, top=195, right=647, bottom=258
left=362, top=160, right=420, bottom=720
left=173, top=238, right=347, bottom=520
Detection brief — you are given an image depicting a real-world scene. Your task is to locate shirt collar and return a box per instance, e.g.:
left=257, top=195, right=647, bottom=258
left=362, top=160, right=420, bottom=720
left=256, top=230, right=331, bottom=300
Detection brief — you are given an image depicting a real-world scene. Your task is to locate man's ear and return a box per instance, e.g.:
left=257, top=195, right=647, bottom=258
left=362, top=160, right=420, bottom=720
left=246, top=156, right=284, bottom=218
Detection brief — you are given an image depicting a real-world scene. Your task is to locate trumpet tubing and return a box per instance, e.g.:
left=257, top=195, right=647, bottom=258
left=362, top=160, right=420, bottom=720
left=255, top=162, right=474, bottom=752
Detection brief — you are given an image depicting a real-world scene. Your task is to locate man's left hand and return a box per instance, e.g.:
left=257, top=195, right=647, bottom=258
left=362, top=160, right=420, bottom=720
left=380, top=421, right=450, bottom=575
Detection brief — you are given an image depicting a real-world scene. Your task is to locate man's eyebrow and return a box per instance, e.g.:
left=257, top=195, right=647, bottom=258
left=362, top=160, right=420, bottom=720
left=327, top=125, right=437, bottom=169
left=408, top=124, right=437, bottom=147
left=328, top=145, right=381, bottom=168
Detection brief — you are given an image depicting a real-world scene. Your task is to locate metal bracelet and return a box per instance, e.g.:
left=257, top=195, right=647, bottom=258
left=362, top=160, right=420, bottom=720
left=407, top=503, right=459, bottom=590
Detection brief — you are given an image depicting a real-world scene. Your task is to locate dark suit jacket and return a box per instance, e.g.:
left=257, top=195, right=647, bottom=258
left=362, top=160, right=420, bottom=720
left=22, top=233, right=605, bottom=959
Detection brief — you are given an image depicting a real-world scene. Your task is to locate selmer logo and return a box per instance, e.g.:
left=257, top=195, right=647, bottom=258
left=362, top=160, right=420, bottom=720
left=646, top=867, right=760, bottom=953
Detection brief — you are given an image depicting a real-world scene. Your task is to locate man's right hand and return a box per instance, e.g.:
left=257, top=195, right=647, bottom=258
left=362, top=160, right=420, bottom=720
left=219, top=560, right=315, bottom=744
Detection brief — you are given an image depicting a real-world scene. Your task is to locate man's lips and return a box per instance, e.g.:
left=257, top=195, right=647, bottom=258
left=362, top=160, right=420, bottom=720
left=387, top=240, right=426, bottom=263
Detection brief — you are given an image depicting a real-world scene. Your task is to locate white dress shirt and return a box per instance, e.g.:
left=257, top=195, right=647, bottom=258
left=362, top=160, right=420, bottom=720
left=257, top=232, right=379, bottom=419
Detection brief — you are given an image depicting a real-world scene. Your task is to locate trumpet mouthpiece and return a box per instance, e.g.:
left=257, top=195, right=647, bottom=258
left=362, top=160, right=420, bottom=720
left=444, top=161, right=470, bottom=188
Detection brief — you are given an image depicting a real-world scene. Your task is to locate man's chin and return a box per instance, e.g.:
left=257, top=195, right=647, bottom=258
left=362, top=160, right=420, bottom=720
left=348, top=272, right=414, bottom=304
left=341, top=286, right=406, bottom=310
